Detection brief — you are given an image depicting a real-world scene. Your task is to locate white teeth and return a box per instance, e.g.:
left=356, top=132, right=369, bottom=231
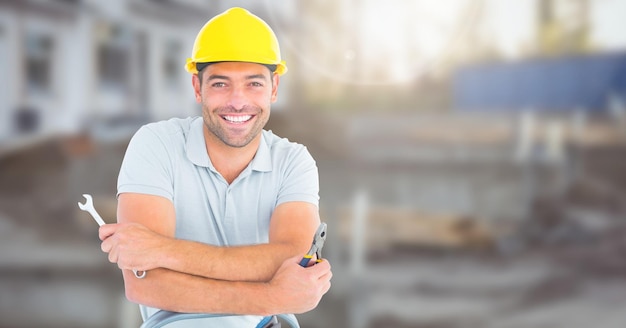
left=223, top=115, right=252, bottom=123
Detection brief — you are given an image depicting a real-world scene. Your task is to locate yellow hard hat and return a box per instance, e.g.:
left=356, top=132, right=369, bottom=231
left=185, top=7, right=287, bottom=75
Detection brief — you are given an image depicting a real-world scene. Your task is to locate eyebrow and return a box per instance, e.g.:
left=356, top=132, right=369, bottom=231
left=207, top=74, right=268, bottom=81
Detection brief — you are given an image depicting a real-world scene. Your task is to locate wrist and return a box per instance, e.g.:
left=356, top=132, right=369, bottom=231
left=158, top=236, right=178, bottom=270
left=256, top=281, right=278, bottom=315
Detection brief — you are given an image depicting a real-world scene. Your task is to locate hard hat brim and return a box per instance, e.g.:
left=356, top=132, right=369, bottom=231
left=185, top=59, right=287, bottom=75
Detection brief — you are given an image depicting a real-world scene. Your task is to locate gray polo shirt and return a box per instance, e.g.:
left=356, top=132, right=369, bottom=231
left=117, top=116, right=318, bottom=327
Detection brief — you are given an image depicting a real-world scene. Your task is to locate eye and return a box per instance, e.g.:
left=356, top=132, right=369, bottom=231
left=250, top=81, right=264, bottom=87
left=211, top=82, right=227, bottom=88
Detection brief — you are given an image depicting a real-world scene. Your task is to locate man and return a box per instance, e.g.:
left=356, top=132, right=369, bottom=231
left=98, top=7, right=332, bottom=327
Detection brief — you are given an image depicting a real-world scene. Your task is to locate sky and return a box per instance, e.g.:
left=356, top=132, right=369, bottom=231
left=487, top=0, right=626, bottom=57
left=591, top=0, right=626, bottom=50
left=261, top=0, right=626, bottom=85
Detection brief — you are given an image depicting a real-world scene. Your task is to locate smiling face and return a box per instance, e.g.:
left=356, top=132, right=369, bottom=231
left=192, top=62, right=279, bottom=149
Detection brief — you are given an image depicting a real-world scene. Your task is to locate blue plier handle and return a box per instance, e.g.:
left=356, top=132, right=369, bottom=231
left=299, top=223, right=327, bottom=267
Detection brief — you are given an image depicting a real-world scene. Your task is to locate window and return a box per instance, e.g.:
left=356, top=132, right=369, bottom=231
left=163, top=39, right=182, bottom=89
left=96, top=23, right=131, bottom=89
left=25, top=33, right=54, bottom=92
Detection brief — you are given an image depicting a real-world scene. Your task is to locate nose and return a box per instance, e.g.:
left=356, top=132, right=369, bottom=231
left=226, top=86, right=248, bottom=111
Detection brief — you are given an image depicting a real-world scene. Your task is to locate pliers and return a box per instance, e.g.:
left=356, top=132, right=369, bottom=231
left=299, top=222, right=327, bottom=267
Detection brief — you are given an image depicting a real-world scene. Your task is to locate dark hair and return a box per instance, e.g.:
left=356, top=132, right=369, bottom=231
left=197, top=62, right=276, bottom=82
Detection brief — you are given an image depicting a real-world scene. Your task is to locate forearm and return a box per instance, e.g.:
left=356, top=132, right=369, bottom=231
left=124, top=268, right=274, bottom=315
left=124, top=255, right=333, bottom=317
left=160, top=239, right=306, bottom=282
left=157, top=201, right=319, bottom=282
left=111, top=196, right=319, bottom=283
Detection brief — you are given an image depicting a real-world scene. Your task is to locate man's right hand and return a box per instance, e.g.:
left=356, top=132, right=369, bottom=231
left=99, top=222, right=171, bottom=273
left=267, top=255, right=332, bottom=314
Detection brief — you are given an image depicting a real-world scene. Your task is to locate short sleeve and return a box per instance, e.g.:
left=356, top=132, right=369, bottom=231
left=117, top=125, right=175, bottom=201
left=276, top=146, right=319, bottom=207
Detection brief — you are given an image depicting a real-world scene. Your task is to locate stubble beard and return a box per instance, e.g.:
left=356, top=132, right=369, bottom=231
left=202, top=104, right=269, bottom=148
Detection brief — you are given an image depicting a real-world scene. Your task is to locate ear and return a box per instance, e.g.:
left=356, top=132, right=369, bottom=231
left=270, top=73, right=280, bottom=103
left=192, top=74, right=202, bottom=103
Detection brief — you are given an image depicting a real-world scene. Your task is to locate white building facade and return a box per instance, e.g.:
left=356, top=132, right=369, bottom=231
left=0, top=0, right=275, bottom=145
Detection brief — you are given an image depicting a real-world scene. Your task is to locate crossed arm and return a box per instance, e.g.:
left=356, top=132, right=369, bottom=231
left=99, top=192, right=332, bottom=315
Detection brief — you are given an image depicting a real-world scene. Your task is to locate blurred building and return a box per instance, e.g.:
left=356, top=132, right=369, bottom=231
left=0, top=2, right=281, bottom=327
left=0, top=0, right=284, bottom=148
left=2, top=1, right=626, bottom=328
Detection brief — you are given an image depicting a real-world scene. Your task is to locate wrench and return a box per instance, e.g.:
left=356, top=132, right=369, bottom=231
left=78, top=194, right=146, bottom=279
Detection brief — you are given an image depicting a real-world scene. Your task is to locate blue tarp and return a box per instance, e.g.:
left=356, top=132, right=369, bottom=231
left=453, top=52, right=626, bottom=112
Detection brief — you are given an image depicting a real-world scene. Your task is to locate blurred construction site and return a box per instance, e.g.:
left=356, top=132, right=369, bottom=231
left=1, top=0, right=626, bottom=327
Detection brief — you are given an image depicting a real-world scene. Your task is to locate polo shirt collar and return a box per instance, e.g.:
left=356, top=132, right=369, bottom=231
left=186, top=117, right=212, bottom=168
left=250, top=131, right=272, bottom=172
left=186, top=117, right=272, bottom=172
